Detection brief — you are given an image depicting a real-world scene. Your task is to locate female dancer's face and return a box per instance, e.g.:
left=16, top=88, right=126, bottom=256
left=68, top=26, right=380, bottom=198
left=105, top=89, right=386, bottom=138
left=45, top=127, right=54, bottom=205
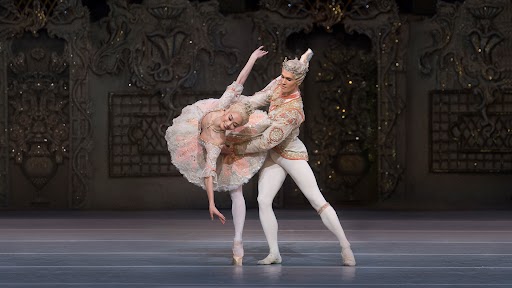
left=221, top=110, right=243, bottom=131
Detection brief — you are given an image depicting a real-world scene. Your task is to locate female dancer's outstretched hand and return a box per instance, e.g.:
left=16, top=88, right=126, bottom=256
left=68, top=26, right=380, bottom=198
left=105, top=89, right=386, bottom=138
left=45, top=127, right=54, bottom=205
left=250, top=46, right=268, bottom=60
left=209, top=204, right=226, bottom=224
left=235, top=46, right=268, bottom=85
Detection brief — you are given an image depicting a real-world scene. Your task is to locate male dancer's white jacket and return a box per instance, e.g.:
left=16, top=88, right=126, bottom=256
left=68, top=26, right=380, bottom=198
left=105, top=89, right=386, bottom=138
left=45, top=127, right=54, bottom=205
left=234, top=76, right=308, bottom=161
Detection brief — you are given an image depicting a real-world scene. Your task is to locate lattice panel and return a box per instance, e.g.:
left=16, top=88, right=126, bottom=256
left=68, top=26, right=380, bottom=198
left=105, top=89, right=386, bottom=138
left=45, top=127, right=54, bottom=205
left=108, top=91, right=210, bottom=177
left=430, top=90, right=512, bottom=172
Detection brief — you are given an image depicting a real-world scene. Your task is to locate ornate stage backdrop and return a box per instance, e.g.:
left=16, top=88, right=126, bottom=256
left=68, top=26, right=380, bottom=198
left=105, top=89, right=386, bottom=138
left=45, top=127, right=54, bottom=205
left=0, top=0, right=510, bottom=209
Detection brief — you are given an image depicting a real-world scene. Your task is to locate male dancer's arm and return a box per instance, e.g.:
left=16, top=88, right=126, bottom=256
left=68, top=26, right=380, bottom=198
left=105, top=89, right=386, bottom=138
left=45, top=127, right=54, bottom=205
left=231, top=108, right=303, bottom=155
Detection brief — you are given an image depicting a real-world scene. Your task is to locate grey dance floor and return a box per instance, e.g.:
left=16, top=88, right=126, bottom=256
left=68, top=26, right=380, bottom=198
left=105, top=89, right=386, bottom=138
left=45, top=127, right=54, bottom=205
left=1, top=209, right=512, bottom=288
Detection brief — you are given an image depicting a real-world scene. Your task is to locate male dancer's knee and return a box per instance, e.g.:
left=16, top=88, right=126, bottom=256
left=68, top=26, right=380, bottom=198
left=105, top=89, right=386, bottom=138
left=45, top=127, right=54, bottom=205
left=257, top=194, right=273, bottom=208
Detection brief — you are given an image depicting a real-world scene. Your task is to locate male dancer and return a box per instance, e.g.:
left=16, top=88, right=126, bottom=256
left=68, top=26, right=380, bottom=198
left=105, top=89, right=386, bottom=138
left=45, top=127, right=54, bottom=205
left=229, top=49, right=356, bottom=266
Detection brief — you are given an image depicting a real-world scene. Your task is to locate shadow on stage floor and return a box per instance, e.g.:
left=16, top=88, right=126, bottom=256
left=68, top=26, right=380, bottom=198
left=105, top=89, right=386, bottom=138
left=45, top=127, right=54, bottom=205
left=0, top=209, right=511, bottom=287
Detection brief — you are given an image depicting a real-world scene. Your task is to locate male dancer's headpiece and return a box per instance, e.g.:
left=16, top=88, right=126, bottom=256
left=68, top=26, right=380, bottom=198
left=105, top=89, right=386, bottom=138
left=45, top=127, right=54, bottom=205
left=229, top=101, right=254, bottom=126
left=282, top=48, right=314, bottom=85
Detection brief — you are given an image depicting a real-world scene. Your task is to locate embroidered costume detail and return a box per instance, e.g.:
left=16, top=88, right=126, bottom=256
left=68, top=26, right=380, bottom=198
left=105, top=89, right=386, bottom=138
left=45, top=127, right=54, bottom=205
left=273, top=144, right=308, bottom=160
left=317, top=202, right=331, bottom=215
left=233, top=82, right=309, bottom=161
left=268, top=127, right=284, bottom=144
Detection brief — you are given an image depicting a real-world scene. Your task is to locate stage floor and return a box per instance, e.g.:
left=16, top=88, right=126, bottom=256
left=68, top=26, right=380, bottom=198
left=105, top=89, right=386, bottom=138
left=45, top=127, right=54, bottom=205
left=0, top=209, right=511, bottom=287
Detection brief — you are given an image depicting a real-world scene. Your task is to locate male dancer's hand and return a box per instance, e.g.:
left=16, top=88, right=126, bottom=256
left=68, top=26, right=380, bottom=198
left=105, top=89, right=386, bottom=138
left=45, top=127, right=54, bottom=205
left=220, top=144, right=234, bottom=155
left=209, top=204, right=226, bottom=224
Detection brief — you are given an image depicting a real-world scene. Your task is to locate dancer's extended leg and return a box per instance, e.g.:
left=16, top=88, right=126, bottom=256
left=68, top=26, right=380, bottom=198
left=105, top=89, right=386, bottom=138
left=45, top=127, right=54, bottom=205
left=257, top=155, right=287, bottom=265
left=230, top=186, right=245, bottom=265
left=271, top=152, right=356, bottom=266
left=230, top=186, right=245, bottom=242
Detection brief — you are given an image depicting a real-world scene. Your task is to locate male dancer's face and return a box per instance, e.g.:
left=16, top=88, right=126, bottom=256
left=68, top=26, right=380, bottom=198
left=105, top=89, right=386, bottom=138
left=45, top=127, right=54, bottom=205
left=280, top=69, right=299, bottom=95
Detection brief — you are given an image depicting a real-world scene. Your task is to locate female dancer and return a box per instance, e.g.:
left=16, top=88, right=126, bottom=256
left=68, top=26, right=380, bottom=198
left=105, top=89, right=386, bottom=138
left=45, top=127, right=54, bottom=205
left=165, top=47, right=269, bottom=265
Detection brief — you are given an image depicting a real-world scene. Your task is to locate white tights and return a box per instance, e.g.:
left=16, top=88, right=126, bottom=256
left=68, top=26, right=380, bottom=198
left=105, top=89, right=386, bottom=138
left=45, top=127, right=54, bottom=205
left=258, top=151, right=352, bottom=257
left=229, top=186, right=245, bottom=242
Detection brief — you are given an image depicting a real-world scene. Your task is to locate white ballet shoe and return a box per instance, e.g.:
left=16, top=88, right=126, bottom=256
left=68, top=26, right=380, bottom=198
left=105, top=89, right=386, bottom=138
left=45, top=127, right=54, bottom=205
left=341, top=247, right=356, bottom=266
left=257, top=254, right=282, bottom=265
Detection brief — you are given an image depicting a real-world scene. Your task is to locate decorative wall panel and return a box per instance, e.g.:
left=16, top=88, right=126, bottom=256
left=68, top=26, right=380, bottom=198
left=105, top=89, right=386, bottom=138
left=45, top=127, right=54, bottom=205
left=7, top=32, right=69, bottom=205
left=0, top=0, right=92, bottom=208
left=309, top=38, right=377, bottom=201
left=344, top=0, right=407, bottom=199
left=421, top=0, right=512, bottom=175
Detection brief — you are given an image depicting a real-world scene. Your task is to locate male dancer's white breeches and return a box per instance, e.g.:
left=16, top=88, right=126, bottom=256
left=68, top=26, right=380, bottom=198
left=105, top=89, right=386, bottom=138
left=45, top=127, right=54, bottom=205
left=257, top=150, right=352, bottom=258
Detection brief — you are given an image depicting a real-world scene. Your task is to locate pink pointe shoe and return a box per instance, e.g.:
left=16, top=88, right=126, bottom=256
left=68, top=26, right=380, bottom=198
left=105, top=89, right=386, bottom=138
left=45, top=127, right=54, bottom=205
left=232, top=240, right=244, bottom=266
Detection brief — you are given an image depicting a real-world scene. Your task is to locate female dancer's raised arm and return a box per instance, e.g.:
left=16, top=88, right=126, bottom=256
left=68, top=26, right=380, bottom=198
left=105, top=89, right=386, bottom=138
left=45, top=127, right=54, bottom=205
left=235, top=46, right=267, bottom=85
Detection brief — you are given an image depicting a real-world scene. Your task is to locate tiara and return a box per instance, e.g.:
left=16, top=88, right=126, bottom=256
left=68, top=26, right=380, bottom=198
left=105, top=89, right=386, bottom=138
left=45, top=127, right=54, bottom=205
left=241, top=101, right=254, bottom=116
left=230, top=101, right=254, bottom=120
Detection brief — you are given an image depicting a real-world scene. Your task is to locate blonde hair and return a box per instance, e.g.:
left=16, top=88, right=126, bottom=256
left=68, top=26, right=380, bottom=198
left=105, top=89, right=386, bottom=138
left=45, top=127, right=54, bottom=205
left=228, top=101, right=254, bottom=126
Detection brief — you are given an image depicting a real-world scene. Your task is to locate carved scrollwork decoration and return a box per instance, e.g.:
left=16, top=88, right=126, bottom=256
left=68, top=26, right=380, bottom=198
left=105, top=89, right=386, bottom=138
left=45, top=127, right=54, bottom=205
left=0, top=1, right=13, bottom=205
left=418, top=1, right=460, bottom=77
left=91, top=0, right=240, bottom=121
left=260, top=0, right=350, bottom=32
left=0, top=0, right=34, bottom=206
left=7, top=49, right=69, bottom=193
left=255, top=0, right=354, bottom=83
left=0, top=1, right=32, bottom=39
left=45, top=0, right=91, bottom=208
left=309, top=39, right=377, bottom=200
left=420, top=0, right=512, bottom=173
left=419, top=0, right=508, bottom=93
left=344, top=0, right=406, bottom=199
left=250, top=3, right=315, bottom=89
left=0, top=0, right=92, bottom=208
left=251, top=15, right=313, bottom=81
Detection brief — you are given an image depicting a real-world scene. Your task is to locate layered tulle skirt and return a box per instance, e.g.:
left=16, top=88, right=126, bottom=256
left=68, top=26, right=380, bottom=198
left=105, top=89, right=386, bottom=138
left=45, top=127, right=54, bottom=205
left=165, top=100, right=270, bottom=191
